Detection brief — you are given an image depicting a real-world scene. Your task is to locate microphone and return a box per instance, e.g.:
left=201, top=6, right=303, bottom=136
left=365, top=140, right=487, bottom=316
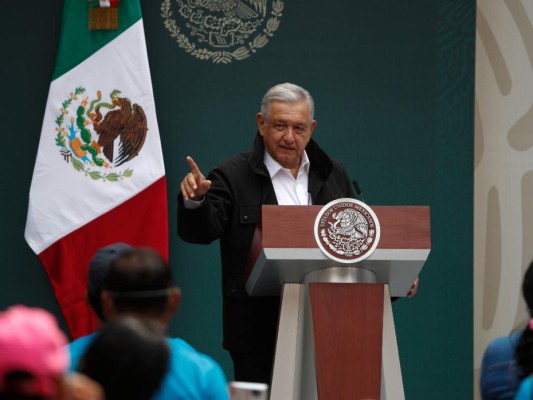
left=352, top=180, right=365, bottom=203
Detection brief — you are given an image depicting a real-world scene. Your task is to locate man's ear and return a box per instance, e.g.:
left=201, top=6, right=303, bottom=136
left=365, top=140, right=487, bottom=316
left=256, top=113, right=265, bottom=136
left=164, top=287, right=182, bottom=323
left=309, top=120, right=317, bottom=136
left=101, top=290, right=116, bottom=320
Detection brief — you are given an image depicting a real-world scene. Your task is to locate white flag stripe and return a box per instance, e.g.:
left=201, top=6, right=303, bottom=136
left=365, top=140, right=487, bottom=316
left=25, top=20, right=164, bottom=254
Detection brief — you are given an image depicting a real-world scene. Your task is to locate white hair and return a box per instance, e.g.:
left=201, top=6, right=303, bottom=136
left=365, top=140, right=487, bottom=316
left=260, top=83, right=315, bottom=123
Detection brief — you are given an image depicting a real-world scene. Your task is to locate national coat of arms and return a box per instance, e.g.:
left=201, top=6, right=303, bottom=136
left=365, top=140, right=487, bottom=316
left=161, top=0, right=284, bottom=63
left=314, top=199, right=381, bottom=263
left=54, top=87, right=148, bottom=182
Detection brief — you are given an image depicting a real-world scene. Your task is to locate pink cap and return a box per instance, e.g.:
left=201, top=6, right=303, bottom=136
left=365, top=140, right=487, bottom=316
left=0, top=305, right=68, bottom=396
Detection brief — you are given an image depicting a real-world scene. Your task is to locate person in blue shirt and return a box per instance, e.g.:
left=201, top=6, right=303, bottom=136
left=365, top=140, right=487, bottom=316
left=68, top=243, right=229, bottom=400
left=78, top=315, right=170, bottom=400
left=480, top=331, right=522, bottom=399
left=480, top=259, right=533, bottom=400
left=514, top=260, right=533, bottom=400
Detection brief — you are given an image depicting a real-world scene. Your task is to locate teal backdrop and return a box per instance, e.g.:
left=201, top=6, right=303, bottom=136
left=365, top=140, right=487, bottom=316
left=1, top=1, right=475, bottom=398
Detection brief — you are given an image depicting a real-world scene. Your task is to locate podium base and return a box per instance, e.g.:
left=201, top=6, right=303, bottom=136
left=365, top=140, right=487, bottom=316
left=270, top=267, right=404, bottom=400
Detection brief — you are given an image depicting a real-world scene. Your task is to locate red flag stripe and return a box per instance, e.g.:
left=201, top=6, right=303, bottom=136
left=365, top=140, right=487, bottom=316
left=38, top=177, right=168, bottom=338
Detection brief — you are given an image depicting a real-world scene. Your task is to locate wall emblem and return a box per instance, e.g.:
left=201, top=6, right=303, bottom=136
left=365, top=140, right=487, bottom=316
left=161, top=0, right=284, bottom=63
left=54, top=87, right=148, bottom=182
left=314, top=198, right=381, bottom=263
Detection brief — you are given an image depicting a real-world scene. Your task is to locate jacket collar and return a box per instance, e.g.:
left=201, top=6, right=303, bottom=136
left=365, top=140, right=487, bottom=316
left=248, top=132, right=332, bottom=180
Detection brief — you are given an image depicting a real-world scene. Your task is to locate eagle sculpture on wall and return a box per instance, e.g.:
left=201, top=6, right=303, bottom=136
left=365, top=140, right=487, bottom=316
left=92, top=97, right=148, bottom=167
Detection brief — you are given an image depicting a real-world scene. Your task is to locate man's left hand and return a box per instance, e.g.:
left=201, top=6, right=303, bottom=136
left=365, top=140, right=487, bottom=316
left=407, top=276, right=419, bottom=298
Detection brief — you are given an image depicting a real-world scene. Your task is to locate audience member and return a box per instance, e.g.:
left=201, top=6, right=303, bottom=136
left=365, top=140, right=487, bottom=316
left=86, top=242, right=132, bottom=322
left=0, top=305, right=102, bottom=400
left=512, top=260, right=533, bottom=399
left=480, top=331, right=522, bottom=399
left=68, top=244, right=229, bottom=400
left=67, top=242, right=132, bottom=362
left=78, top=316, right=169, bottom=400
left=480, top=259, right=533, bottom=399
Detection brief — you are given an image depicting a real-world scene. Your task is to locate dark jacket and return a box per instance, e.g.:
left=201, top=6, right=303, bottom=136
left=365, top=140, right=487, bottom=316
left=178, top=133, right=355, bottom=353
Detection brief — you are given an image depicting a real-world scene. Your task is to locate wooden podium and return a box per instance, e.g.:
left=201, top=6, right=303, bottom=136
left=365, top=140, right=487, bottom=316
left=245, top=205, right=431, bottom=400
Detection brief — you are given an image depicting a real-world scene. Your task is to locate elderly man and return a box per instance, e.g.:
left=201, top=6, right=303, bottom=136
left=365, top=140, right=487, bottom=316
left=178, top=82, right=418, bottom=384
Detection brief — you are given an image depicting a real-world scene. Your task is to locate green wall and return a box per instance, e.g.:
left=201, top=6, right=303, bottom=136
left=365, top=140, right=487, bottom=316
left=1, top=1, right=475, bottom=398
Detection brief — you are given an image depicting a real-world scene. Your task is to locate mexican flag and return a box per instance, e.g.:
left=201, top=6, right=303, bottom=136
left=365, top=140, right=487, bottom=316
left=25, top=0, right=168, bottom=339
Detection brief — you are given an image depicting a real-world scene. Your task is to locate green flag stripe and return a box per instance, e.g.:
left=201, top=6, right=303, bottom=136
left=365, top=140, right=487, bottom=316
left=52, top=0, right=142, bottom=81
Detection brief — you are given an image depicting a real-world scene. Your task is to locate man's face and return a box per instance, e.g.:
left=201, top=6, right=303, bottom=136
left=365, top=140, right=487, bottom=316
left=256, top=100, right=316, bottom=171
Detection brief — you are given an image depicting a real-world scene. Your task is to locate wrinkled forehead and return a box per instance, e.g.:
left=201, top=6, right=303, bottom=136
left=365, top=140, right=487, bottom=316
left=264, top=100, right=313, bottom=124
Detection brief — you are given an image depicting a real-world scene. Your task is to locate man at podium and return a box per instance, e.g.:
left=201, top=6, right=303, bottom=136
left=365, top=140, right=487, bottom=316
left=177, top=82, right=357, bottom=384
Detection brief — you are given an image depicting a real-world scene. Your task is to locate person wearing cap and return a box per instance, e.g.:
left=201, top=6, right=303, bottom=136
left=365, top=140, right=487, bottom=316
left=0, top=305, right=102, bottom=400
left=68, top=245, right=229, bottom=400
left=85, top=242, right=133, bottom=322
left=67, top=242, right=133, bottom=372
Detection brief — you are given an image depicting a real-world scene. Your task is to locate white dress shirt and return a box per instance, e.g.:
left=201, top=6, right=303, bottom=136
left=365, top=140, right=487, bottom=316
left=263, top=150, right=311, bottom=205
left=184, top=150, right=312, bottom=209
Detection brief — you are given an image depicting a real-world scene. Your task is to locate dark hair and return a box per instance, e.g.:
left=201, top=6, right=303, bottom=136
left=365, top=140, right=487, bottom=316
left=105, top=248, right=173, bottom=317
left=87, top=290, right=105, bottom=321
left=0, top=371, right=47, bottom=400
left=515, top=259, right=533, bottom=377
left=78, top=316, right=169, bottom=400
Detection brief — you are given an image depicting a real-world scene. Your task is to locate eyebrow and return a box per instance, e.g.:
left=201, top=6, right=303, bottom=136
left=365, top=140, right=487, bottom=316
left=272, top=119, right=308, bottom=128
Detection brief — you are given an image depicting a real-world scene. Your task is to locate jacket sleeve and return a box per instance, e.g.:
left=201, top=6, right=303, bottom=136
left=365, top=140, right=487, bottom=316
left=177, top=167, right=234, bottom=245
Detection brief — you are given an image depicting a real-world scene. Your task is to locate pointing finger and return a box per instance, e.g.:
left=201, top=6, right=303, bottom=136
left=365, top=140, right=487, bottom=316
left=186, top=156, right=201, bottom=175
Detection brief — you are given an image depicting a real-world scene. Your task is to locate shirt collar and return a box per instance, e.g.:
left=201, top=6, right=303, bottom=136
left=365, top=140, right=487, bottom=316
left=264, top=150, right=310, bottom=178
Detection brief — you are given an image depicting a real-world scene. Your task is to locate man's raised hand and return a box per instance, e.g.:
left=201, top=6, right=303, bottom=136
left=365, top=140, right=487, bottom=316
left=180, top=156, right=212, bottom=201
